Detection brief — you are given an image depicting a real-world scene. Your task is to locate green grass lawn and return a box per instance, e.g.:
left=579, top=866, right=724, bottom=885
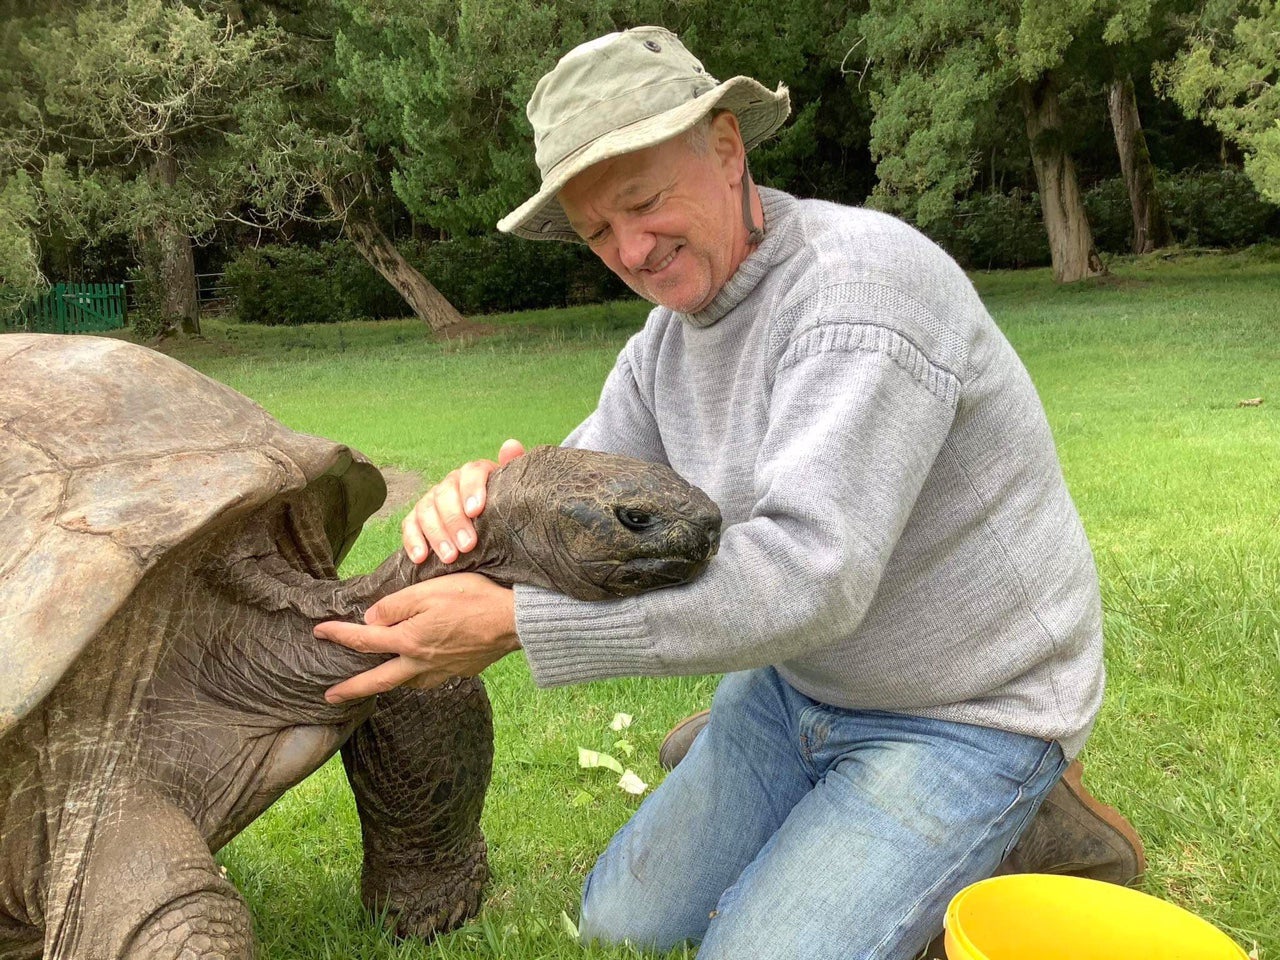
left=159, top=246, right=1279, bottom=959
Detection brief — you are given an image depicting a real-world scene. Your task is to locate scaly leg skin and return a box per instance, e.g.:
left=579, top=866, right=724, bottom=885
left=0, top=919, right=41, bottom=960
left=341, top=680, right=494, bottom=940
left=44, top=784, right=254, bottom=960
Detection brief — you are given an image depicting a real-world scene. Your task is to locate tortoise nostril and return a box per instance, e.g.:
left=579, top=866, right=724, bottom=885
left=703, top=529, right=720, bottom=559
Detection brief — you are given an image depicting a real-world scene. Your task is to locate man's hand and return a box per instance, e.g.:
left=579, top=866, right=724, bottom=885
left=314, top=572, right=520, bottom=703
left=403, top=438, right=526, bottom=563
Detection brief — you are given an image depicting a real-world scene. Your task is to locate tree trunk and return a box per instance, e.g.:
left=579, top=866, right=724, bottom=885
left=1019, top=74, right=1106, bottom=283
left=1107, top=74, right=1173, bottom=254
left=146, top=147, right=201, bottom=336
left=322, top=178, right=464, bottom=335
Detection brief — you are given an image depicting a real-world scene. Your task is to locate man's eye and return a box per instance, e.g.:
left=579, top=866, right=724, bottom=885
left=635, top=195, right=660, bottom=212
left=587, top=226, right=611, bottom=245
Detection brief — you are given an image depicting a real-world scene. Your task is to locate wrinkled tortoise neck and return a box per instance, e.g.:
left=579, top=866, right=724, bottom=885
left=335, top=512, right=517, bottom=615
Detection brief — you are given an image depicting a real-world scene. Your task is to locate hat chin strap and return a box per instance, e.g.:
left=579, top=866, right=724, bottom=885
left=742, top=158, right=765, bottom=246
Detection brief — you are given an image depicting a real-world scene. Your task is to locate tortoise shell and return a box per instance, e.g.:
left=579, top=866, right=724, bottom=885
left=0, top=334, right=385, bottom=736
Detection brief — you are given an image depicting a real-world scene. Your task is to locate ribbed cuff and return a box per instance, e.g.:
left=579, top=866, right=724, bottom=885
left=513, top=584, right=659, bottom=686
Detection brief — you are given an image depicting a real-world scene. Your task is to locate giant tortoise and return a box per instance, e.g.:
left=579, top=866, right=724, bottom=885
left=0, top=334, right=721, bottom=959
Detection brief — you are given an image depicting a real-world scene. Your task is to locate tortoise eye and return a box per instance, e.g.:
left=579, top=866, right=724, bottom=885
left=616, top=508, right=657, bottom=532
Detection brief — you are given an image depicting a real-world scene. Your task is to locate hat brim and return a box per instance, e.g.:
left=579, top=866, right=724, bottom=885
left=497, top=77, right=790, bottom=242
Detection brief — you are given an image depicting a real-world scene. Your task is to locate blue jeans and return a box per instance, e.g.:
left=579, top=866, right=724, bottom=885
left=578, top=667, right=1066, bottom=959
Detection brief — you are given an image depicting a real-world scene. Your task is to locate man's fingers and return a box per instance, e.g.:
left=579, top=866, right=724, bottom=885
left=313, top=619, right=401, bottom=654
left=399, top=445, right=522, bottom=563
left=415, top=487, right=457, bottom=562
left=458, top=459, right=497, bottom=522
left=364, top=583, right=432, bottom=626
left=433, top=471, right=473, bottom=557
left=325, top=656, right=429, bottom=704
left=498, top=438, right=526, bottom=466
left=402, top=511, right=430, bottom=564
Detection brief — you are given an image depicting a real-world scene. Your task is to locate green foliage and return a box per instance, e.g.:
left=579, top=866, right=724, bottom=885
left=932, top=190, right=1053, bottom=270
left=225, top=243, right=400, bottom=326
left=225, top=246, right=323, bottom=326
left=1162, top=167, right=1280, bottom=245
left=1084, top=168, right=1280, bottom=250
left=921, top=168, right=1279, bottom=268
left=1157, top=0, right=1280, bottom=202
left=0, top=0, right=292, bottom=319
left=915, top=167, right=1278, bottom=268
left=865, top=49, right=1005, bottom=226
left=225, top=235, right=629, bottom=325
left=0, top=170, right=45, bottom=314
left=124, top=246, right=168, bottom=339
left=415, top=235, right=626, bottom=315
left=1082, top=175, right=1137, bottom=252
left=333, top=0, right=629, bottom=237
left=7, top=0, right=287, bottom=239
left=663, top=0, right=874, bottom=205
left=329, top=0, right=875, bottom=235
left=220, top=1, right=372, bottom=230
left=858, top=0, right=1009, bottom=225
left=856, top=0, right=1194, bottom=230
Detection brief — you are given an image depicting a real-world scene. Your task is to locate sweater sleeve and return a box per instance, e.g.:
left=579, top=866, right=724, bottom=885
left=515, top=321, right=961, bottom=685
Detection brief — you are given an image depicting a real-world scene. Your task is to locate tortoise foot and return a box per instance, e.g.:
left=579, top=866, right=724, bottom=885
left=361, top=835, right=488, bottom=941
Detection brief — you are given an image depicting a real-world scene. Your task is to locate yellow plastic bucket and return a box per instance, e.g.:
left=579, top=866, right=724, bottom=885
left=944, top=874, right=1249, bottom=960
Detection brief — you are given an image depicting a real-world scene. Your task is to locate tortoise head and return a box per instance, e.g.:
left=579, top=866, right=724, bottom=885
left=475, top=446, right=721, bottom=601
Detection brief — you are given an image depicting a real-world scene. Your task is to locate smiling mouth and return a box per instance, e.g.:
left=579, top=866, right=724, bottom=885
left=644, top=245, right=682, bottom=274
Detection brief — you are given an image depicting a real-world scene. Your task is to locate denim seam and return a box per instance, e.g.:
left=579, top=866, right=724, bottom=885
left=997, top=741, right=1066, bottom=861
left=865, top=738, right=1063, bottom=959
left=795, top=704, right=825, bottom=781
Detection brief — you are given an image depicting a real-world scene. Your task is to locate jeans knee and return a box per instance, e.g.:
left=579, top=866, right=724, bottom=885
left=577, top=864, right=691, bottom=951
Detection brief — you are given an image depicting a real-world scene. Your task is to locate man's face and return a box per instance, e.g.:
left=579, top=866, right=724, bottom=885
left=558, top=113, right=752, bottom=314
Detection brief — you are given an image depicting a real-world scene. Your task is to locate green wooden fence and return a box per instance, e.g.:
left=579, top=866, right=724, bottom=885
left=4, top=282, right=127, bottom=334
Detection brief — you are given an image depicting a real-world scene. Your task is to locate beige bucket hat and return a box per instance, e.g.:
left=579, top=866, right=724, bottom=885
left=497, top=26, right=790, bottom=242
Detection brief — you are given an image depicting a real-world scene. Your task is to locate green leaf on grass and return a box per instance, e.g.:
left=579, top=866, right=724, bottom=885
left=559, top=910, right=580, bottom=940
left=577, top=747, right=624, bottom=774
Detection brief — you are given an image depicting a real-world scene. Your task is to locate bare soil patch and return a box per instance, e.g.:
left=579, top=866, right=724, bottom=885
left=372, top=465, right=426, bottom=521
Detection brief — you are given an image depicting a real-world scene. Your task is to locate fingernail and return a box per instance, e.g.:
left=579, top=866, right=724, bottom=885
left=441, top=543, right=457, bottom=562
left=457, top=531, right=473, bottom=549
left=410, top=546, right=425, bottom=562
left=465, top=496, right=479, bottom=513
left=325, top=692, right=342, bottom=704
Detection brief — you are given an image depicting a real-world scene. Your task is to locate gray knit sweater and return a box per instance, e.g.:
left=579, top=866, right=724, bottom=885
left=514, top=188, right=1104, bottom=757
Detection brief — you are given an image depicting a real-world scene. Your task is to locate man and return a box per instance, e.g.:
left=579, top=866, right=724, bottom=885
left=316, top=26, right=1143, bottom=959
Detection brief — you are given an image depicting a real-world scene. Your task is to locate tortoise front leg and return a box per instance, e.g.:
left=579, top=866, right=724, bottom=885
left=0, top=920, right=41, bottom=960
left=43, top=783, right=253, bottom=960
left=341, top=679, right=494, bottom=940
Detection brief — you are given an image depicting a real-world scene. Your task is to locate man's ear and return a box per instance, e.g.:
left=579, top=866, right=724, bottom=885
left=710, top=111, right=747, bottom=185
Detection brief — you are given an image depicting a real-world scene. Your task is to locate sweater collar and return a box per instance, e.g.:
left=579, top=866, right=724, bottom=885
left=682, top=188, right=797, bottom=328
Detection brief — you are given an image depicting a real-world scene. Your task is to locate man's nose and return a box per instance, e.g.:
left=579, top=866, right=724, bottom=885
left=616, top=224, right=656, bottom=272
